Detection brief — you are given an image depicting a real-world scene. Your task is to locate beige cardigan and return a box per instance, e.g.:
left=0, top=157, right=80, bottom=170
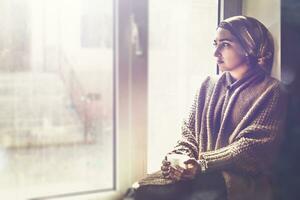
left=139, top=67, right=287, bottom=200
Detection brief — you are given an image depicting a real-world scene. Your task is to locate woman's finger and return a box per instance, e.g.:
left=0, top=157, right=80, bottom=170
left=169, top=166, right=185, bottom=181
left=162, top=170, right=170, bottom=177
left=161, top=165, right=171, bottom=178
left=169, top=169, right=181, bottom=181
left=180, top=165, right=198, bottom=180
left=174, top=165, right=185, bottom=174
left=161, top=165, right=170, bottom=172
left=162, top=159, right=171, bottom=166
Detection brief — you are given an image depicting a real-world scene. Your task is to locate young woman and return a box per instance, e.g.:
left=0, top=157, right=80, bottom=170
left=134, top=16, right=287, bottom=200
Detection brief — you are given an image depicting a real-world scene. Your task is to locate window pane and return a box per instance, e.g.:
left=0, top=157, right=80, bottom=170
left=0, top=0, right=114, bottom=198
left=148, top=0, right=218, bottom=173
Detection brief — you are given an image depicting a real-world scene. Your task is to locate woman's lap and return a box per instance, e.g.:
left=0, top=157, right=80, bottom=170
left=135, top=172, right=227, bottom=200
left=135, top=180, right=192, bottom=200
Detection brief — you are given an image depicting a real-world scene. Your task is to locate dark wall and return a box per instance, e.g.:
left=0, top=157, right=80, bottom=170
left=277, top=0, right=300, bottom=199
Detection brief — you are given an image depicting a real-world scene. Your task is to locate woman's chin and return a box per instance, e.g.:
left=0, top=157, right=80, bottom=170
left=217, top=64, right=227, bottom=71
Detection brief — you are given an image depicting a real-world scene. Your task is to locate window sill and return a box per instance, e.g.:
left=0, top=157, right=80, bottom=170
left=45, top=190, right=122, bottom=200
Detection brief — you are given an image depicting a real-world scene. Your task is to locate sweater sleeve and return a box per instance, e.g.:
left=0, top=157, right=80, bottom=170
left=170, top=76, right=214, bottom=159
left=199, top=82, right=287, bottom=175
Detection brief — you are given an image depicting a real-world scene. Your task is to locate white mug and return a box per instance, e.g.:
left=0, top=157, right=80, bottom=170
left=166, top=154, right=189, bottom=168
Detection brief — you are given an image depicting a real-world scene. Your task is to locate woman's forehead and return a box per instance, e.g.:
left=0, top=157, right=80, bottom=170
left=214, top=28, right=237, bottom=42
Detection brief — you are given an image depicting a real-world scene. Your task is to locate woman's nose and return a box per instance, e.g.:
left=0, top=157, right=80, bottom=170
left=213, top=47, right=221, bottom=58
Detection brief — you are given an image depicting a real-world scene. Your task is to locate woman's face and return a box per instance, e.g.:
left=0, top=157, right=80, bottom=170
left=213, top=28, right=248, bottom=72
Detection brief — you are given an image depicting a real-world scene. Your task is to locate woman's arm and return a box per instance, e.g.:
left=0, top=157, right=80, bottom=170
left=169, top=75, right=214, bottom=159
left=198, top=83, right=287, bottom=175
left=169, top=76, right=217, bottom=159
left=160, top=91, right=200, bottom=180
left=170, top=90, right=199, bottom=159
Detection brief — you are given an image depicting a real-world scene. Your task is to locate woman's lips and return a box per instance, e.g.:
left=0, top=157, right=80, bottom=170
left=217, top=60, right=224, bottom=64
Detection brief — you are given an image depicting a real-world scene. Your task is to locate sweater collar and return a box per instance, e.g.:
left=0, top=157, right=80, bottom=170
left=223, top=67, right=265, bottom=90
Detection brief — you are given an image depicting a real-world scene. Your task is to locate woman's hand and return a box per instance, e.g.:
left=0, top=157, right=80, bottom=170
left=161, top=154, right=200, bottom=181
left=161, top=157, right=171, bottom=178
left=181, top=158, right=200, bottom=180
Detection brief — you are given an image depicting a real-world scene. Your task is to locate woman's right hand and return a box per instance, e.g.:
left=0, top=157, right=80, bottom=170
left=161, top=157, right=171, bottom=178
left=161, top=158, right=185, bottom=181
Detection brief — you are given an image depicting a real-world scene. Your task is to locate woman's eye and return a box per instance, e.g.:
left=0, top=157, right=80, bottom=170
left=213, top=42, right=230, bottom=49
left=221, top=43, right=230, bottom=48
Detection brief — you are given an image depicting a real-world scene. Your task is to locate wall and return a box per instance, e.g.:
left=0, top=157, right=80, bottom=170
left=242, top=0, right=281, bottom=79
left=277, top=0, right=300, bottom=199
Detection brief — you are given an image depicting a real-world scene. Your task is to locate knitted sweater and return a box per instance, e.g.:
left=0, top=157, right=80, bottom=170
left=139, top=67, right=287, bottom=200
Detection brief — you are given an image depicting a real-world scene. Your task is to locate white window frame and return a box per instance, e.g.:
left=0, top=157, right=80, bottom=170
left=219, top=0, right=242, bottom=21
left=90, top=0, right=149, bottom=199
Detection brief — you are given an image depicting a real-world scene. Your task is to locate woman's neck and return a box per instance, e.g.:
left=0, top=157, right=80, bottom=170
left=228, top=64, right=250, bottom=80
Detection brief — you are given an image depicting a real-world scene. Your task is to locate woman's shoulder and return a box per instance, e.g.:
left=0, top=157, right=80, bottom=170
left=201, top=73, right=223, bottom=87
left=194, top=74, right=225, bottom=97
left=255, top=75, right=288, bottom=102
left=197, top=73, right=227, bottom=92
left=261, top=75, right=287, bottom=92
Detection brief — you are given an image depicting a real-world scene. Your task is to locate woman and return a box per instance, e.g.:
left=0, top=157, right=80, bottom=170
left=133, top=16, right=287, bottom=200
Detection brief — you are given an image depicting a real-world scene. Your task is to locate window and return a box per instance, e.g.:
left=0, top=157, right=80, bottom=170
left=0, top=0, right=114, bottom=199
left=148, top=0, right=219, bottom=173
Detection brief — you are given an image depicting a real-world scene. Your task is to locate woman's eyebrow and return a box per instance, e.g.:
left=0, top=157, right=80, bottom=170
left=214, top=38, right=234, bottom=43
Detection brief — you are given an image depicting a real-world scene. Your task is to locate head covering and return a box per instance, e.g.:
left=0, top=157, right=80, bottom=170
left=218, top=16, right=274, bottom=74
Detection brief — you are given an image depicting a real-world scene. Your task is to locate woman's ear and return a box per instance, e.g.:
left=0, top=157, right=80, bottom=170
left=245, top=53, right=250, bottom=64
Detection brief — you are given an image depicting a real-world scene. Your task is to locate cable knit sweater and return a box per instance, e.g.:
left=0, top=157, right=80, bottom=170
left=139, top=67, right=287, bottom=200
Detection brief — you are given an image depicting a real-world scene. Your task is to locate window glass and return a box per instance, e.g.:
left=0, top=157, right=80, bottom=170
left=148, top=0, right=218, bottom=173
left=0, top=0, right=114, bottom=198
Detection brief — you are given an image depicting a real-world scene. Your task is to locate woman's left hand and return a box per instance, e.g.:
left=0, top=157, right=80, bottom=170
left=181, top=158, right=200, bottom=180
